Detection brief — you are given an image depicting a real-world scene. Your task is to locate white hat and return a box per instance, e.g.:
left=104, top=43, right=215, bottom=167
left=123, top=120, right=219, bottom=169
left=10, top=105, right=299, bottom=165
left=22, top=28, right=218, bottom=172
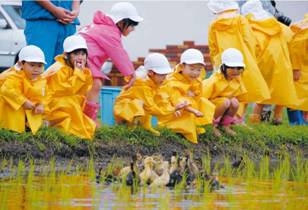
left=221, top=48, right=245, bottom=67
left=207, top=0, right=239, bottom=14
left=109, top=2, right=143, bottom=24
left=180, top=48, right=205, bottom=66
left=144, top=53, right=172, bottom=74
left=241, top=0, right=272, bottom=20
left=19, top=45, right=46, bottom=64
left=63, top=35, right=88, bottom=53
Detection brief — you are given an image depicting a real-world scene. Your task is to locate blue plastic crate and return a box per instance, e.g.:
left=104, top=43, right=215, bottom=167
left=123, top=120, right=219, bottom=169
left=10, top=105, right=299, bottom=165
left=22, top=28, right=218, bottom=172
left=100, top=86, right=157, bottom=126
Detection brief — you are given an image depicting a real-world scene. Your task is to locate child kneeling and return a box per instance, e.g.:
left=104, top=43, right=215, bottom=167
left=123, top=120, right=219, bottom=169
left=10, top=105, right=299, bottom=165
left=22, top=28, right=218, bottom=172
left=113, top=53, right=186, bottom=136
left=43, top=35, right=95, bottom=140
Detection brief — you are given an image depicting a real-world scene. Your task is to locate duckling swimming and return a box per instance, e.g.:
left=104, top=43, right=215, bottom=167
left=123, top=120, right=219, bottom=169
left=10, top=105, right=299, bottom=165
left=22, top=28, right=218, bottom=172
left=150, top=161, right=170, bottom=187
left=139, top=156, right=158, bottom=185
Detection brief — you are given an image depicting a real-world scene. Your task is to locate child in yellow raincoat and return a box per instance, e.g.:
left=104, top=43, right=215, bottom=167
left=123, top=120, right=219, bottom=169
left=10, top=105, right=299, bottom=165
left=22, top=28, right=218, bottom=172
left=203, top=48, right=247, bottom=137
left=241, top=0, right=299, bottom=125
left=43, top=35, right=96, bottom=140
left=158, top=49, right=216, bottom=144
left=0, top=45, right=48, bottom=134
left=114, top=53, right=186, bottom=136
left=207, top=0, right=270, bottom=119
left=288, top=14, right=308, bottom=112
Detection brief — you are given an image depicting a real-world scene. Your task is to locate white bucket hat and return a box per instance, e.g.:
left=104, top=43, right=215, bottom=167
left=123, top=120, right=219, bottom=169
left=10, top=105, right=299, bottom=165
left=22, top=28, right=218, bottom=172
left=144, top=53, right=172, bottom=74
left=109, top=2, right=143, bottom=24
left=241, top=0, right=272, bottom=20
left=180, top=48, right=205, bottom=66
left=63, top=35, right=88, bottom=53
left=19, top=45, right=46, bottom=64
left=221, top=48, right=245, bottom=67
left=207, top=0, right=239, bottom=14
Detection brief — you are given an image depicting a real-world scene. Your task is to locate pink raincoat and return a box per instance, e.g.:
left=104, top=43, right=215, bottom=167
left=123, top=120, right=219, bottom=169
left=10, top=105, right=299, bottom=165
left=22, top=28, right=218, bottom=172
left=79, top=11, right=134, bottom=80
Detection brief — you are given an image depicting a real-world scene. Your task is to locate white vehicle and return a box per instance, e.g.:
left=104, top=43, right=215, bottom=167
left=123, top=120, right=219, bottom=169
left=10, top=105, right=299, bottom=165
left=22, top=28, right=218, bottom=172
left=0, top=1, right=25, bottom=71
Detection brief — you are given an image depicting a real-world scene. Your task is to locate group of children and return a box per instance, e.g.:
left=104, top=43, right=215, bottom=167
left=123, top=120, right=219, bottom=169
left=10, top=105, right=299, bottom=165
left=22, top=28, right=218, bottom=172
left=0, top=0, right=307, bottom=143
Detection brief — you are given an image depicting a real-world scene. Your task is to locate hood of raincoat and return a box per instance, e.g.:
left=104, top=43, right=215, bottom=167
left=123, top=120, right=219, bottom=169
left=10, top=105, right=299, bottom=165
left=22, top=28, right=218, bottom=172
left=93, top=11, right=116, bottom=26
left=211, top=15, right=243, bottom=32
left=246, top=15, right=281, bottom=36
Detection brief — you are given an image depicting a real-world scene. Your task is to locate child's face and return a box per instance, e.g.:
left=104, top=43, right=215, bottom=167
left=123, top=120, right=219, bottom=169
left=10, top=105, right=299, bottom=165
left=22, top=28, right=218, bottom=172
left=148, top=71, right=167, bottom=85
left=226, top=67, right=243, bottom=80
left=67, top=49, right=87, bottom=69
left=182, top=64, right=203, bottom=80
left=21, top=61, right=44, bottom=80
left=122, top=25, right=135, bottom=36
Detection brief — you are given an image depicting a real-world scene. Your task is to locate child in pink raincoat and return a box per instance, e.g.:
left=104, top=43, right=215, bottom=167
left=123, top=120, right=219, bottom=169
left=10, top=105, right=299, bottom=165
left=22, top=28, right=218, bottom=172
left=78, top=2, right=143, bottom=124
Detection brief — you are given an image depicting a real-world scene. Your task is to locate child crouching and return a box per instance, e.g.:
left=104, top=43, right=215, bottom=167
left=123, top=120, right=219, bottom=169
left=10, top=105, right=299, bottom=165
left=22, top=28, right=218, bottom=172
left=0, top=45, right=48, bottom=134
left=114, top=53, right=186, bottom=136
left=203, top=48, right=247, bottom=137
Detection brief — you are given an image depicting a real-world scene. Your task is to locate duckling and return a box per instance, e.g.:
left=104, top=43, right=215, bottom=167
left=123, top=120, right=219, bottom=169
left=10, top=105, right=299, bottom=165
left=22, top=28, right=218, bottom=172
left=126, top=161, right=139, bottom=186
left=139, top=156, right=158, bottom=185
left=150, top=161, right=170, bottom=187
left=232, top=156, right=244, bottom=169
left=167, top=152, right=182, bottom=187
left=152, top=154, right=164, bottom=176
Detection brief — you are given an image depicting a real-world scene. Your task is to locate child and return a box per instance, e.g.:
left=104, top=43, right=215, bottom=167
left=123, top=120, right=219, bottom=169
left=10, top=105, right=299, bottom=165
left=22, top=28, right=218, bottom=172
left=113, top=53, right=186, bottom=136
left=203, top=48, right=247, bottom=137
left=0, top=45, right=47, bottom=134
left=207, top=0, right=270, bottom=119
left=241, top=0, right=299, bottom=125
left=79, top=2, right=143, bottom=123
left=287, top=13, right=308, bottom=124
left=43, top=35, right=96, bottom=140
left=158, top=49, right=216, bottom=144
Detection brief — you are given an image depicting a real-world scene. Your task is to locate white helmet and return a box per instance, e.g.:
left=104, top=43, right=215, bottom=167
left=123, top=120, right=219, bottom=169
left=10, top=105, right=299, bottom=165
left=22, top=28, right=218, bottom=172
left=207, top=0, right=239, bottom=14
left=241, top=0, right=272, bottom=20
left=144, top=53, right=172, bottom=74
left=180, top=48, right=205, bottom=66
left=109, top=2, right=143, bottom=24
left=221, top=48, right=245, bottom=67
left=19, top=45, right=46, bottom=64
left=63, top=35, right=88, bottom=53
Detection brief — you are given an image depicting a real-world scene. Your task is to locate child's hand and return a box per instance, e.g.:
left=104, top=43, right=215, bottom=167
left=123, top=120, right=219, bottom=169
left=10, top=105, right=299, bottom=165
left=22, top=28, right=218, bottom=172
left=34, top=104, right=44, bottom=114
left=293, top=70, right=301, bottom=81
left=74, top=59, right=86, bottom=70
left=174, top=110, right=182, bottom=118
left=193, top=110, right=204, bottom=117
left=175, top=101, right=188, bottom=110
left=23, top=100, right=35, bottom=110
left=187, top=90, right=195, bottom=97
left=123, top=72, right=136, bottom=90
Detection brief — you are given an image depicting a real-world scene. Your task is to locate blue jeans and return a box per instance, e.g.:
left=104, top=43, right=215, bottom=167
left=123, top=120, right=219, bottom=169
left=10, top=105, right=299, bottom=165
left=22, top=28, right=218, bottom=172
left=24, top=19, right=76, bottom=68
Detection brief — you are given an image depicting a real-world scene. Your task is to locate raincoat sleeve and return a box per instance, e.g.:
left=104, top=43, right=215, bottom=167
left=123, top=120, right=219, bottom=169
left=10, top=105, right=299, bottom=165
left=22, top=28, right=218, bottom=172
left=96, top=35, right=134, bottom=76
left=142, top=87, right=175, bottom=116
left=0, top=74, right=27, bottom=110
left=240, top=17, right=258, bottom=57
left=208, top=25, right=220, bottom=67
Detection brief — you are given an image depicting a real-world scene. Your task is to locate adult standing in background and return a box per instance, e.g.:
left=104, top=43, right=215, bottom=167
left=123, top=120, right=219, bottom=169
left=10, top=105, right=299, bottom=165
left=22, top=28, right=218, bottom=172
left=22, top=0, right=80, bottom=68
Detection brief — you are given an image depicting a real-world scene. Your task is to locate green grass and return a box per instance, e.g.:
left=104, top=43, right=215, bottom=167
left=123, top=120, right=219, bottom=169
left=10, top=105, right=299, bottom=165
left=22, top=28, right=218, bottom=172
left=0, top=124, right=307, bottom=161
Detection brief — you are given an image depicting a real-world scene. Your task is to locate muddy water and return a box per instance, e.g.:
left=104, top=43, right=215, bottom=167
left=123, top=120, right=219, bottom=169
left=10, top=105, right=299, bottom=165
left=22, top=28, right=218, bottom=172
left=0, top=174, right=307, bottom=210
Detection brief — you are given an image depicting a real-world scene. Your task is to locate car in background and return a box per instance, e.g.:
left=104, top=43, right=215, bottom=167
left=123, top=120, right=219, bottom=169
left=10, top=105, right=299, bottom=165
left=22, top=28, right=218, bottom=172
left=0, top=1, right=25, bottom=71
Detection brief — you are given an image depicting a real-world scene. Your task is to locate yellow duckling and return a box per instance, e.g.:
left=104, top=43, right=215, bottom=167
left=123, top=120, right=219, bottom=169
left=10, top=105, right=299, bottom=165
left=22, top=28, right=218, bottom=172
left=150, top=161, right=170, bottom=187
left=139, top=156, right=158, bottom=185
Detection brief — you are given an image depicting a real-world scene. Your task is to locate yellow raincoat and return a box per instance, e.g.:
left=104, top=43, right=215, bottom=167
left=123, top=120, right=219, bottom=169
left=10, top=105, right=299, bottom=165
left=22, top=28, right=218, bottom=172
left=0, top=66, right=18, bottom=87
left=202, top=71, right=247, bottom=107
left=245, top=15, right=299, bottom=106
left=157, top=65, right=216, bottom=144
left=43, top=55, right=95, bottom=140
left=288, top=14, right=308, bottom=111
left=0, top=70, right=48, bottom=134
left=113, top=76, right=175, bottom=134
left=208, top=14, right=270, bottom=103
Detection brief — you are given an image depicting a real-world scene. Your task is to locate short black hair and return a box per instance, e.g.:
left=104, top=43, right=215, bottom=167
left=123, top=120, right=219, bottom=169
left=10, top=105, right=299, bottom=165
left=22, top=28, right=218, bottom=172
left=118, top=18, right=139, bottom=33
